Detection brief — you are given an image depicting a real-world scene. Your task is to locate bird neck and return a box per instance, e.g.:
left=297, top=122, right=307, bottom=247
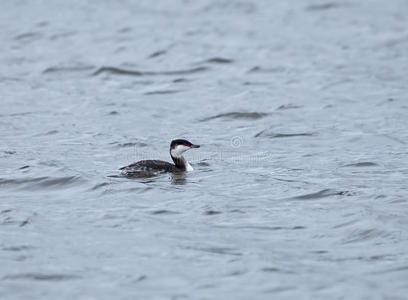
left=171, top=154, right=187, bottom=170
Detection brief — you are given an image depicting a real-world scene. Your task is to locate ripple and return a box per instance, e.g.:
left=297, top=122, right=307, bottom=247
left=100, top=186, right=152, bottom=195
left=32, top=130, right=59, bottom=137
left=43, top=65, right=94, bottom=74
left=92, top=66, right=208, bottom=77
left=0, top=76, right=21, bottom=83
left=262, top=267, right=295, bottom=274
left=2, top=273, right=81, bottom=281
left=20, top=219, right=30, bottom=227
left=144, top=90, right=183, bottom=95
left=226, top=270, right=246, bottom=277
left=36, top=21, right=48, bottom=27
left=193, top=246, right=242, bottom=256
left=49, top=31, right=77, bottom=40
left=150, top=210, right=180, bottom=215
left=276, top=104, right=302, bottom=110
left=332, top=219, right=359, bottom=229
left=310, top=250, right=329, bottom=254
left=89, top=182, right=110, bottom=191
left=0, top=176, right=86, bottom=190
left=202, top=2, right=256, bottom=14
left=118, top=27, right=132, bottom=33
left=200, top=112, right=268, bottom=122
left=134, top=275, right=147, bottom=282
left=247, top=66, right=287, bottom=74
left=111, top=141, right=148, bottom=148
left=289, top=189, right=347, bottom=200
left=14, top=32, right=43, bottom=41
left=305, top=2, right=345, bottom=11
left=3, top=150, right=16, bottom=155
left=343, top=162, right=378, bottom=167
left=255, top=130, right=316, bottom=138
left=204, top=210, right=221, bottom=215
left=2, top=245, right=33, bottom=252
left=46, top=130, right=58, bottom=135
left=0, top=209, right=33, bottom=227
left=148, top=49, right=167, bottom=58
left=173, top=78, right=188, bottom=83
left=198, top=57, right=234, bottom=64
left=264, top=286, right=297, bottom=293
left=343, top=228, right=389, bottom=244
left=217, top=225, right=305, bottom=231
left=0, top=112, right=33, bottom=117
left=119, top=142, right=147, bottom=147
left=372, top=265, right=408, bottom=275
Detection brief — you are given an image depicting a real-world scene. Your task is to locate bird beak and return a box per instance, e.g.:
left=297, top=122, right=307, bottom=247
left=191, top=144, right=200, bottom=148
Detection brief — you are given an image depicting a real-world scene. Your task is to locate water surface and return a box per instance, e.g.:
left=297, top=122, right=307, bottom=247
left=1, top=0, right=408, bottom=299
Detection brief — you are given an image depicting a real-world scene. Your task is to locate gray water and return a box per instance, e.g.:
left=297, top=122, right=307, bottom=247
left=1, top=0, right=408, bottom=299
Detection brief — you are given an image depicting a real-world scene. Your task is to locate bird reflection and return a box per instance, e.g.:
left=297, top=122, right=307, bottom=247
left=170, top=172, right=187, bottom=185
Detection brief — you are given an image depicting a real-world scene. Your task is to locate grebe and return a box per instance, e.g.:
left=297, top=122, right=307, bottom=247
left=120, top=139, right=200, bottom=175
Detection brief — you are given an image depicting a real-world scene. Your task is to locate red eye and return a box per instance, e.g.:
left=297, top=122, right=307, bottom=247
left=184, top=143, right=189, bottom=147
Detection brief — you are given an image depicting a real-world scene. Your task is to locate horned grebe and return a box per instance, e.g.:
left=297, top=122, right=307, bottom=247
left=120, top=139, right=200, bottom=175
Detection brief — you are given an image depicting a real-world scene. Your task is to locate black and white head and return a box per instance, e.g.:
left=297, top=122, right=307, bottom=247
left=170, top=139, right=200, bottom=158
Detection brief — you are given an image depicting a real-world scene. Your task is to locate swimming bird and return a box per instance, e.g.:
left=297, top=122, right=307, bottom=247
left=120, top=139, right=200, bottom=175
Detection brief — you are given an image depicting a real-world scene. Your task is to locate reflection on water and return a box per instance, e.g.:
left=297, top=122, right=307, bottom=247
left=170, top=172, right=187, bottom=185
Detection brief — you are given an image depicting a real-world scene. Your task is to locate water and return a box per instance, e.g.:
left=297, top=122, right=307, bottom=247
left=1, top=0, right=408, bottom=299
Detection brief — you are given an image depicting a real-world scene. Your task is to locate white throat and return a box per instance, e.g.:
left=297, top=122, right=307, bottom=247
left=170, top=145, right=194, bottom=171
